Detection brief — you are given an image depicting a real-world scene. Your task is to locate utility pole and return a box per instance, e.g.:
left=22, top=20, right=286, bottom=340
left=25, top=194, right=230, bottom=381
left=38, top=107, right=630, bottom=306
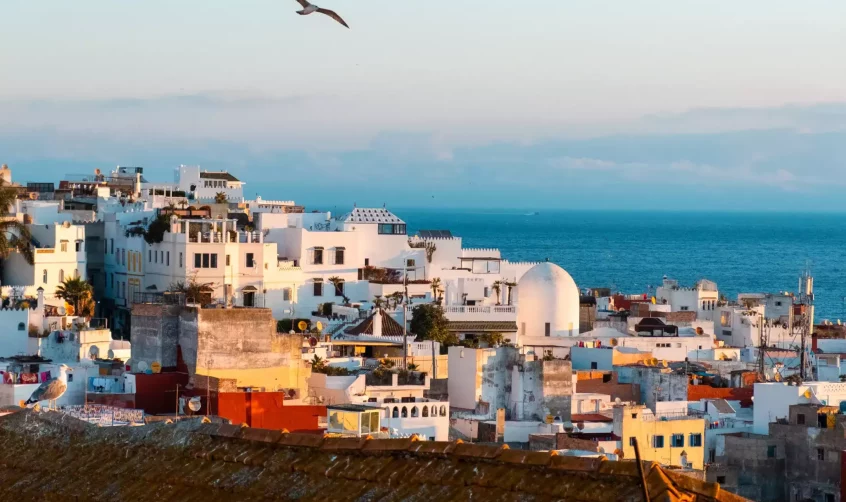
left=402, top=262, right=408, bottom=370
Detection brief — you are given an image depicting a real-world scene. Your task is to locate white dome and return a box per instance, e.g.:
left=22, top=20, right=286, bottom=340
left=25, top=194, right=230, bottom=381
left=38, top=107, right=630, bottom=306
left=516, top=262, right=580, bottom=339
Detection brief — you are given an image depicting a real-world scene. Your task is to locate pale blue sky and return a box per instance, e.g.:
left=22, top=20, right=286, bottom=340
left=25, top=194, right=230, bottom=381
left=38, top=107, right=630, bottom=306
left=1, top=1, right=845, bottom=209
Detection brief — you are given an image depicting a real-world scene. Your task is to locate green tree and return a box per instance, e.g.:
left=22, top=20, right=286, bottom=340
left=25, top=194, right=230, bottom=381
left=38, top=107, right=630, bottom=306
left=55, top=277, right=94, bottom=317
left=214, top=191, right=228, bottom=204
left=430, top=277, right=441, bottom=300
left=491, top=280, right=502, bottom=305
left=410, top=304, right=456, bottom=346
left=505, top=281, right=517, bottom=305
left=373, top=295, right=385, bottom=309
left=0, top=177, right=34, bottom=266
left=328, top=276, right=349, bottom=304
left=480, top=331, right=505, bottom=348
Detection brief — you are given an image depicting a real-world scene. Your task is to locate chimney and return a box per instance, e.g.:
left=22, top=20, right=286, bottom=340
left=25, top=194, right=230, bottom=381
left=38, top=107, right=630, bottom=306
left=372, top=309, right=383, bottom=337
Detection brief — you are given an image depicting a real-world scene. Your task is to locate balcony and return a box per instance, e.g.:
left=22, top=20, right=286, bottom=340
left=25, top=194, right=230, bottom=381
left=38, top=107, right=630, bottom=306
left=442, top=305, right=516, bottom=322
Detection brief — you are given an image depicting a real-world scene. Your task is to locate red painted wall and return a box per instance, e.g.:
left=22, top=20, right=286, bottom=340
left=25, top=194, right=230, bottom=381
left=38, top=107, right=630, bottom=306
left=133, top=372, right=190, bottom=415
left=216, top=392, right=325, bottom=431
left=687, top=385, right=753, bottom=407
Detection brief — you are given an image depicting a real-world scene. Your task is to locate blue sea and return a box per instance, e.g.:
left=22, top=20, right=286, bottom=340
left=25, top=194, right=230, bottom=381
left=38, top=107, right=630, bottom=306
left=394, top=208, right=846, bottom=321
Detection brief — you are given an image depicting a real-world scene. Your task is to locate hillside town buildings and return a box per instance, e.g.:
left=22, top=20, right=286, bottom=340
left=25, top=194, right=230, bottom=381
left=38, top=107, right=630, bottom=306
left=0, top=163, right=843, bottom=501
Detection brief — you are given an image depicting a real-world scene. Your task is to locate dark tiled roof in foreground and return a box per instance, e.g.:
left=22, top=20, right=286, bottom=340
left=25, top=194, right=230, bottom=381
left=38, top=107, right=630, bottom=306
left=0, top=410, right=749, bottom=502
left=447, top=321, right=519, bottom=332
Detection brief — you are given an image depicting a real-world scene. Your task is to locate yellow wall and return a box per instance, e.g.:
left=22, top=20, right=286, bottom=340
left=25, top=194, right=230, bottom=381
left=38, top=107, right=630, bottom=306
left=199, top=365, right=310, bottom=393
left=616, top=406, right=706, bottom=469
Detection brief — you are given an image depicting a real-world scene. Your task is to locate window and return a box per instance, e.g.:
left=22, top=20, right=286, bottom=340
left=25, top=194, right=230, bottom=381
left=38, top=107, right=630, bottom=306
left=154, top=250, right=158, bottom=263
left=202, top=254, right=210, bottom=268
left=313, top=247, right=324, bottom=265
left=716, top=476, right=726, bottom=484
left=797, top=414, right=805, bottom=425
left=17, top=322, right=25, bottom=331
left=364, top=258, right=370, bottom=266
left=179, top=252, right=183, bottom=268
left=75, top=241, right=81, bottom=252
left=122, top=249, right=126, bottom=266
left=194, top=253, right=202, bottom=268
left=378, top=223, right=407, bottom=235
left=652, top=435, right=664, bottom=448
left=149, top=250, right=152, bottom=263
left=335, top=247, right=345, bottom=265
left=160, top=251, right=163, bottom=263
left=629, top=437, right=637, bottom=447
left=110, top=239, right=114, bottom=254
left=246, top=253, right=255, bottom=268
left=631, top=413, right=638, bottom=419
left=283, top=288, right=291, bottom=301
left=767, top=445, right=776, bottom=458
left=58, top=269, right=64, bottom=282
left=401, top=407, right=408, bottom=418
left=333, top=279, right=344, bottom=297
left=826, top=494, right=835, bottom=502
left=817, top=448, right=825, bottom=461
left=406, top=259, right=415, bottom=267
left=680, top=306, right=689, bottom=311
left=411, top=406, right=419, bottom=418
left=392, top=407, right=399, bottom=418
left=104, top=241, right=108, bottom=254
left=590, top=362, right=598, bottom=370
left=313, top=279, right=323, bottom=297
left=602, top=373, right=612, bottom=383
left=42, top=269, right=48, bottom=284
left=671, top=434, right=684, bottom=447
left=226, top=254, right=231, bottom=266
left=60, top=240, right=67, bottom=252
left=166, top=251, right=170, bottom=267
left=544, top=322, right=551, bottom=337
left=210, top=254, right=217, bottom=268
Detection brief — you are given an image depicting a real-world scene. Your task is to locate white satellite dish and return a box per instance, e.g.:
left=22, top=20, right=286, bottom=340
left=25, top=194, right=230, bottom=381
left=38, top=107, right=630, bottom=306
left=188, top=396, right=202, bottom=412
left=57, top=306, right=67, bottom=316
left=137, top=361, right=149, bottom=372
left=615, top=397, right=622, bottom=405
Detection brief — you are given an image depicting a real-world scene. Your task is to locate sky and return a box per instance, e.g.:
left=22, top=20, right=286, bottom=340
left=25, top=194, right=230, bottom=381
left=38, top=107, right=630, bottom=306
left=1, top=0, right=845, bottom=210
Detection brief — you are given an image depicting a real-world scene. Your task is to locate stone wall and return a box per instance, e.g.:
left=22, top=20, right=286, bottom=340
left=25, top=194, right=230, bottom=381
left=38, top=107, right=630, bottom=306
left=130, top=303, right=181, bottom=369
left=709, top=432, right=786, bottom=502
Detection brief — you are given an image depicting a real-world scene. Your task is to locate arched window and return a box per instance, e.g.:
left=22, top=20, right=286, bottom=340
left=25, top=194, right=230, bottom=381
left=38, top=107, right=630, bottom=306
left=58, top=270, right=65, bottom=282
left=422, top=406, right=429, bottom=418
left=42, top=269, right=48, bottom=284
left=401, top=406, right=408, bottom=418
left=411, top=406, right=419, bottom=418
left=431, top=406, right=438, bottom=417
left=439, top=405, right=446, bottom=416
left=392, top=407, right=399, bottom=418
left=17, top=322, right=25, bottom=331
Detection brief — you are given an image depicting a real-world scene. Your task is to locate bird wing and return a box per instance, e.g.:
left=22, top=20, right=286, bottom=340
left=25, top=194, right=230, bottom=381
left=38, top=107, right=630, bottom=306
left=296, top=0, right=311, bottom=7
left=28, top=378, right=67, bottom=403
left=317, top=8, right=349, bottom=28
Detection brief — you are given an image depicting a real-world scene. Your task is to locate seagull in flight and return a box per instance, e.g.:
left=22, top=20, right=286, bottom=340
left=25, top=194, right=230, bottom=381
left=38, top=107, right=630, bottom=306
left=295, top=0, right=349, bottom=29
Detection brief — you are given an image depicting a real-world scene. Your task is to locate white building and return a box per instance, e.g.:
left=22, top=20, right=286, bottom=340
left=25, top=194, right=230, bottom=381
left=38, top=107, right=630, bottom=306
left=655, top=277, right=719, bottom=318
left=175, top=165, right=245, bottom=202
left=2, top=201, right=87, bottom=304
left=514, top=262, right=580, bottom=346
left=752, top=381, right=846, bottom=434
left=309, top=371, right=449, bottom=441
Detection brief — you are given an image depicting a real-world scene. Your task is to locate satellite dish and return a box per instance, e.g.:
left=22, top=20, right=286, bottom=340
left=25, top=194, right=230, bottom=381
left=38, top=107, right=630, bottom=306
left=188, top=396, right=202, bottom=412
left=316, top=321, right=323, bottom=332
left=610, top=338, right=618, bottom=347
left=57, top=306, right=67, bottom=316
left=137, top=361, right=149, bottom=372
left=615, top=397, right=622, bottom=405
left=308, top=337, right=318, bottom=347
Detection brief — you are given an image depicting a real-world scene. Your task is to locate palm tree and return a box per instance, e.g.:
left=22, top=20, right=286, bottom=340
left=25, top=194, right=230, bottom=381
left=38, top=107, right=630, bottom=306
left=328, top=276, right=349, bottom=304
left=214, top=191, right=228, bottom=204
left=55, top=277, right=94, bottom=317
left=373, top=295, right=385, bottom=309
left=389, top=291, right=404, bottom=309
left=0, top=178, right=34, bottom=266
left=505, top=281, right=517, bottom=305
left=430, top=278, right=441, bottom=301
left=491, top=280, right=502, bottom=305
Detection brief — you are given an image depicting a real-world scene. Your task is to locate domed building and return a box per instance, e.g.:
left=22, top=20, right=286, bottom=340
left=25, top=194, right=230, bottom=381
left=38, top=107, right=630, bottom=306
left=515, top=262, right=580, bottom=342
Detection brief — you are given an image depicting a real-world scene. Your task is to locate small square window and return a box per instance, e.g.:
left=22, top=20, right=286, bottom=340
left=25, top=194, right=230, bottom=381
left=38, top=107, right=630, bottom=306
left=797, top=414, right=805, bottom=425
left=652, top=435, right=664, bottom=448
left=629, top=437, right=636, bottom=447
left=671, top=434, right=684, bottom=448
left=817, top=448, right=825, bottom=461
left=716, top=476, right=726, bottom=484
left=689, top=433, right=702, bottom=447
left=767, top=445, right=776, bottom=458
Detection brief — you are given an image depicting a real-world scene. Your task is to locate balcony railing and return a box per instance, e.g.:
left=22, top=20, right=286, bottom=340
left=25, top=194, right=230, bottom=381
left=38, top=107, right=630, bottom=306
left=443, top=305, right=515, bottom=314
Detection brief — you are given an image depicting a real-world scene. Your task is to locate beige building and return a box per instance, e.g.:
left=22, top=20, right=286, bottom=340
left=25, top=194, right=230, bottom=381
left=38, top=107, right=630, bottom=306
left=613, top=404, right=706, bottom=469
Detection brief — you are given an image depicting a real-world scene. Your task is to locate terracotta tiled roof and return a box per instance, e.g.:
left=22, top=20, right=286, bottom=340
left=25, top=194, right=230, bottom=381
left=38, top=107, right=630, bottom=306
left=0, top=410, right=750, bottom=501
left=344, top=309, right=406, bottom=337
left=572, top=413, right=614, bottom=423
left=447, top=321, right=519, bottom=332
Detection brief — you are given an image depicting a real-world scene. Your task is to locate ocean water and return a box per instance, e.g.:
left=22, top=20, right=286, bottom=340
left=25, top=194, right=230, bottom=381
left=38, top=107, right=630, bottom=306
left=396, top=208, right=846, bottom=321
